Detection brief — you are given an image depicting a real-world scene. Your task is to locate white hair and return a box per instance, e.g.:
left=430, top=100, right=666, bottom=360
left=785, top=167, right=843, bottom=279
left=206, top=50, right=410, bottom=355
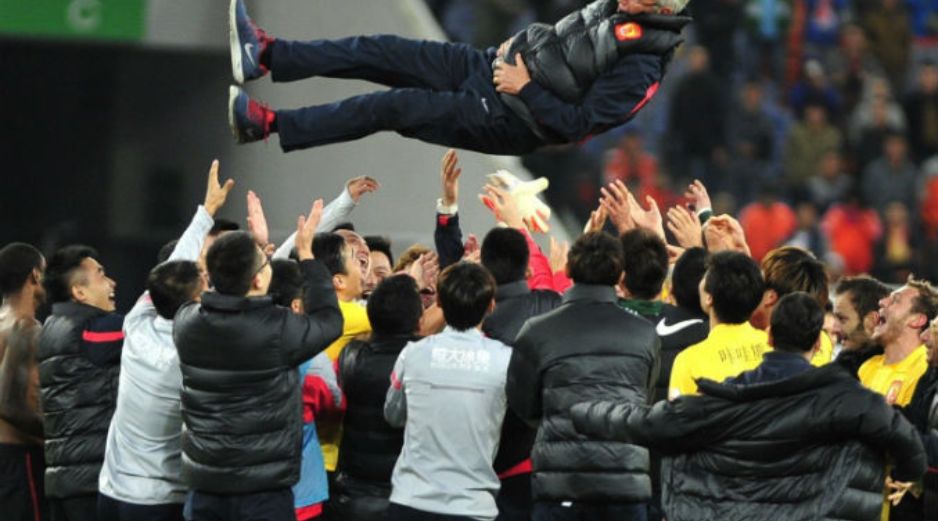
left=658, top=0, right=691, bottom=13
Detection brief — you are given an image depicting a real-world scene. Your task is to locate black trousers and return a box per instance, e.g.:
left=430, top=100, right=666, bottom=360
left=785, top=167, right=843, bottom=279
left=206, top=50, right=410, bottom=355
left=97, top=494, right=183, bottom=521
left=386, top=503, right=476, bottom=521
left=270, top=35, right=543, bottom=155
left=0, top=443, right=46, bottom=521
left=184, top=489, right=294, bottom=521
left=533, top=501, right=648, bottom=521
left=49, top=496, right=97, bottom=521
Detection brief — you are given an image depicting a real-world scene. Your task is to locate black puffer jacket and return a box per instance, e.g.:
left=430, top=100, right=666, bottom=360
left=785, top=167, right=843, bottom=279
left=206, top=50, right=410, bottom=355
left=572, top=364, right=927, bottom=521
left=502, top=0, right=690, bottom=139
left=38, top=302, right=122, bottom=498
left=330, top=333, right=416, bottom=521
left=507, top=284, right=660, bottom=502
left=904, top=366, right=938, bottom=521
left=173, top=259, right=342, bottom=494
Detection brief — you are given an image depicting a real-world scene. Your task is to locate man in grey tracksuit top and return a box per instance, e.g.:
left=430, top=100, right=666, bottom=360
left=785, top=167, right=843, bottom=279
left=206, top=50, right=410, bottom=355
left=384, top=262, right=512, bottom=521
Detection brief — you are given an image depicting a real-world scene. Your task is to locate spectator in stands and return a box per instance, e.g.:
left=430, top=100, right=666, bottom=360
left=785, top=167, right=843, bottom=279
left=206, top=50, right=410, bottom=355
left=848, top=77, right=906, bottom=149
left=572, top=292, right=927, bottom=521
left=727, top=79, right=776, bottom=202
left=173, top=205, right=343, bottom=521
left=749, top=246, right=833, bottom=365
left=828, top=23, right=886, bottom=117
left=98, top=161, right=233, bottom=521
left=790, top=60, right=842, bottom=121
left=667, top=46, right=729, bottom=191
left=806, top=149, right=851, bottom=211
left=784, top=101, right=843, bottom=187
left=832, top=276, right=890, bottom=375
left=821, top=188, right=883, bottom=275
left=860, top=0, right=912, bottom=93
left=874, top=201, right=919, bottom=284
left=39, top=244, right=124, bottom=521
left=785, top=199, right=830, bottom=260
left=903, top=61, right=938, bottom=162
left=508, top=231, right=660, bottom=521
left=332, top=275, right=422, bottom=521
left=862, top=131, right=920, bottom=216
left=738, top=184, right=797, bottom=261
left=384, top=262, right=511, bottom=521
left=0, top=242, right=46, bottom=521
left=669, top=251, right=769, bottom=398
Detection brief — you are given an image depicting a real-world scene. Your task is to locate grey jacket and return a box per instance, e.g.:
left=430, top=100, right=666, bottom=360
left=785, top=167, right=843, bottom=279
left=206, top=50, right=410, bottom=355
left=99, top=206, right=212, bottom=504
left=385, top=327, right=512, bottom=521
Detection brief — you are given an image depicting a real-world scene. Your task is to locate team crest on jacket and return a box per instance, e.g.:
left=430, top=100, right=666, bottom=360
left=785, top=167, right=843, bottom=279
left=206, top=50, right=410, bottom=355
left=615, top=22, right=643, bottom=41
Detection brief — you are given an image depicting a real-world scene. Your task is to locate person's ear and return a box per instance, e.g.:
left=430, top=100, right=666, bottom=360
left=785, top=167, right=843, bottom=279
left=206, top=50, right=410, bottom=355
left=862, top=311, right=879, bottom=335
left=909, top=313, right=927, bottom=332
left=290, top=298, right=304, bottom=314
left=762, top=289, right=779, bottom=309
left=71, top=284, right=86, bottom=303
left=333, top=274, right=346, bottom=292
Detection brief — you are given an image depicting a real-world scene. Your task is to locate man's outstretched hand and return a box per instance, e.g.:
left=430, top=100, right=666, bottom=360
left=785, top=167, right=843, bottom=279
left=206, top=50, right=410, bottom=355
left=204, top=159, right=235, bottom=217
left=296, top=199, right=324, bottom=261
left=494, top=53, right=531, bottom=95
left=346, top=176, right=380, bottom=203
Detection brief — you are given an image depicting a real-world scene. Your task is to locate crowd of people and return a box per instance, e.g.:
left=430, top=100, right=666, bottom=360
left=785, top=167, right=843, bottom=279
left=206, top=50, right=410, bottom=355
left=3, top=0, right=938, bottom=520
left=0, top=149, right=936, bottom=521
left=433, top=0, right=938, bottom=286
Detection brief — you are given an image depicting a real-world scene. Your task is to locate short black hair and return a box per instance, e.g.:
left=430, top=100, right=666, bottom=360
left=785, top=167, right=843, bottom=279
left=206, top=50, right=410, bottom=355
left=620, top=228, right=668, bottom=300
left=44, top=245, right=98, bottom=304
left=156, top=240, right=179, bottom=264
left=209, top=219, right=240, bottom=237
left=0, top=243, right=43, bottom=298
left=365, top=236, right=393, bottom=265
left=312, top=233, right=349, bottom=276
left=704, top=251, right=765, bottom=324
left=206, top=232, right=263, bottom=296
left=481, top=228, right=529, bottom=285
left=672, top=247, right=708, bottom=314
left=567, top=232, right=623, bottom=286
left=437, top=262, right=496, bottom=331
left=367, top=275, right=422, bottom=335
left=770, top=292, right=824, bottom=353
left=331, top=222, right=356, bottom=232
left=835, top=276, right=890, bottom=320
left=148, top=261, right=202, bottom=320
left=268, top=259, right=303, bottom=308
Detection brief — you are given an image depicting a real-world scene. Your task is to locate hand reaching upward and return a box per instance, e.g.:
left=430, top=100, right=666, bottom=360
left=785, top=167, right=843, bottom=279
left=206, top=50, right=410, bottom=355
left=295, top=199, right=324, bottom=261
left=204, top=160, right=235, bottom=216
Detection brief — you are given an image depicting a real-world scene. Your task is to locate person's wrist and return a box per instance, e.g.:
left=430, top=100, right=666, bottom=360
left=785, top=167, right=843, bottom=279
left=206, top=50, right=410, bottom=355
left=437, top=198, right=458, bottom=215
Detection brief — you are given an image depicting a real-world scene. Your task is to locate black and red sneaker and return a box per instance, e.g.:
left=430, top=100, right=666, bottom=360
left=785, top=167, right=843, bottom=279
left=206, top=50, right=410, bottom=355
left=228, top=86, right=274, bottom=144
left=229, top=0, right=274, bottom=84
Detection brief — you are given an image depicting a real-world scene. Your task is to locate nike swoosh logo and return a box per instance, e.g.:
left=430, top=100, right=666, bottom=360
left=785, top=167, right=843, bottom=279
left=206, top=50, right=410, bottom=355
left=656, top=318, right=703, bottom=337
left=245, top=43, right=256, bottom=66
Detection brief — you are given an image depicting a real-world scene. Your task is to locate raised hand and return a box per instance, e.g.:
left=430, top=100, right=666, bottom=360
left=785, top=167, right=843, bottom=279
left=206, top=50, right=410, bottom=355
left=703, top=215, right=751, bottom=257
left=600, top=180, right=634, bottom=233
left=295, top=199, right=324, bottom=261
left=441, top=149, right=461, bottom=207
left=481, top=184, right=525, bottom=229
left=463, top=234, right=480, bottom=259
left=685, top=179, right=712, bottom=212
left=549, top=236, right=569, bottom=274
left=246, top=190, right=269, bottom=247
left=628, top=191, right=665, bottom=240
left=204, top=159, right=235, bottom=216
left=346, top=176, right=380, bottom=203
left=583, top=206, right=609, bottom=234
left=667, top=205, right=703, bottom=248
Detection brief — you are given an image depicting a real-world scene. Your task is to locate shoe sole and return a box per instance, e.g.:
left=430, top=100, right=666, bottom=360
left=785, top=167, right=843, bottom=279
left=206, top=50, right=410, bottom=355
left=229, top=0, right=244, bottom=85
left=228, top=85, right=242, bottom=143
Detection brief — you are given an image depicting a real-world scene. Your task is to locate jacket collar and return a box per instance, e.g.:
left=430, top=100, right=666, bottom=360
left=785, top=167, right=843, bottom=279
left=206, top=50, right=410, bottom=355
left=697, top=363, right=853, bottom=402
left=200, top=291, right=273, bottom=312
left=51, top=301, right=108, bottom=320
left=495, top=280, right=530, bottom=302
left=563, top=284, right=617, bottom=305
left=614, top=12, right=693, bottom=32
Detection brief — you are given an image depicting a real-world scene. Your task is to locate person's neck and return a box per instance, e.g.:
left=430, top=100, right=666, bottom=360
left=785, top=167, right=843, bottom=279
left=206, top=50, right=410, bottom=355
left=709, top=313, right=723, bottom=330
left=884, top=333, right=922, bottom=364
left=337, top=291, right=359, bottom=303
left=0, top=292, right=37, bottom=322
